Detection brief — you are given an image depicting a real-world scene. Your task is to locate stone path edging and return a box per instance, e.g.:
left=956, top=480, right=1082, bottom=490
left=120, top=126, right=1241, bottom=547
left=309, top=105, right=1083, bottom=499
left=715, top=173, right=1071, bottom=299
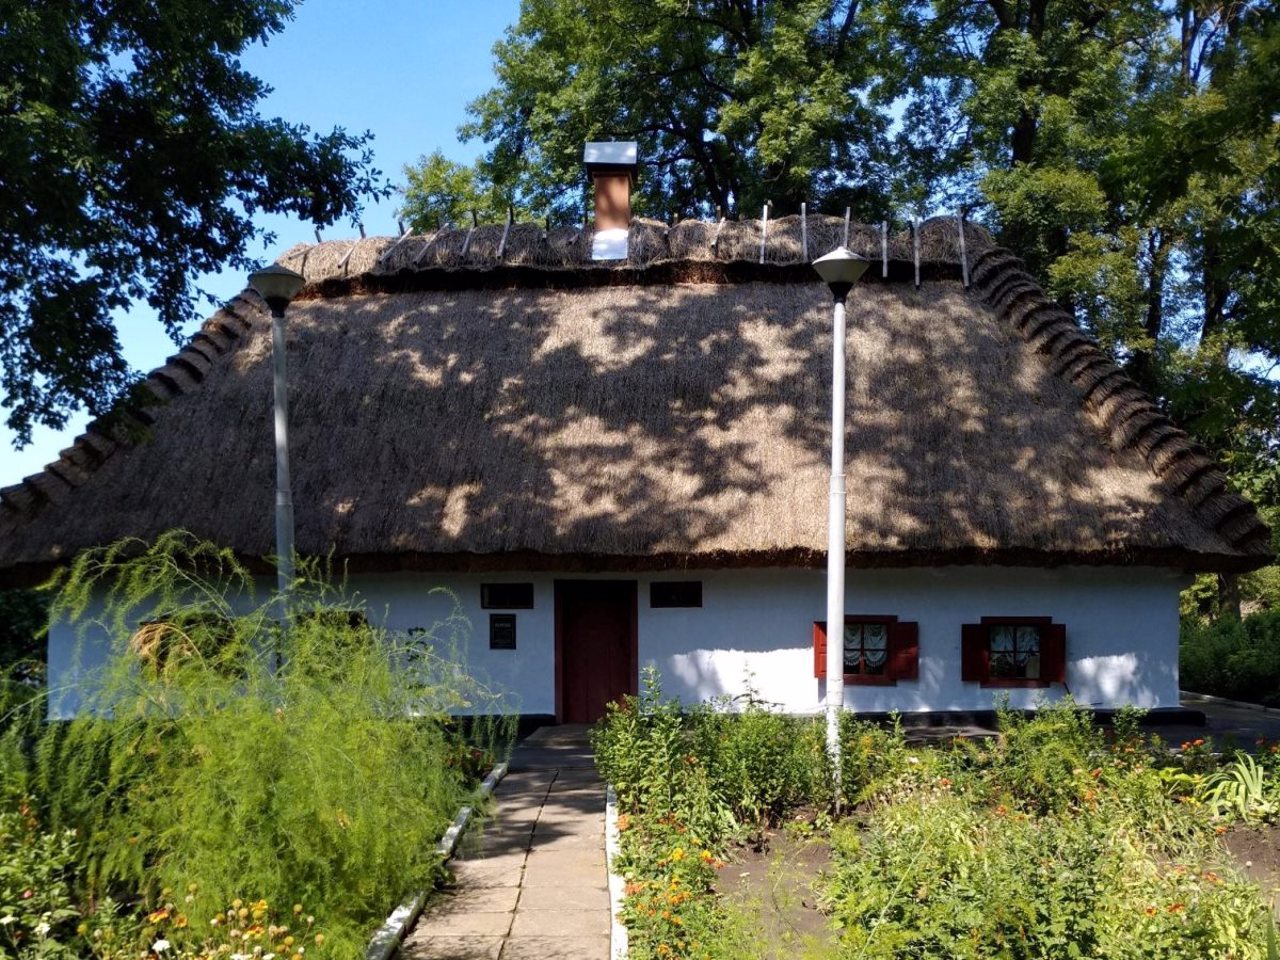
left=1182, top=690, right=1279, bottom=714
left=605, top=785, right=628, bottom=960
left=365, top=761, right=510, bottom=960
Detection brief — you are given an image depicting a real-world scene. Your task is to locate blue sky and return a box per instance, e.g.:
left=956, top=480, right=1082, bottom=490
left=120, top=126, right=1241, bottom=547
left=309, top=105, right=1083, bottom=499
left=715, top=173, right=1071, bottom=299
left=1, top=0, right=521, bottom=486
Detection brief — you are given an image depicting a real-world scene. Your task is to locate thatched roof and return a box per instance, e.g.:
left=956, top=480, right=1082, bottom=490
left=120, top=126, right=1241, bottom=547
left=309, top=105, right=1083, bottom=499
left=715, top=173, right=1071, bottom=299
left=0, top=217, right=1271, bottom=584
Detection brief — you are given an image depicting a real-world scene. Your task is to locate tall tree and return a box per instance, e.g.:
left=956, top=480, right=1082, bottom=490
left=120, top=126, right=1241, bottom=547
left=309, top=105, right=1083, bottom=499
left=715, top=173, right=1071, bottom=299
left=459, top=0, right=898, bottom=222
left=0, top=0, right=389, bottom=444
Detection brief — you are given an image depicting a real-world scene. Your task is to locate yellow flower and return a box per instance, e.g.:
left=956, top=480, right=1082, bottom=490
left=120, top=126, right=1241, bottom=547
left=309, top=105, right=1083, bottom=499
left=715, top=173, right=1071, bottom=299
left=174, top=915, right=188, bottom=929
left=671, top=847, right=685, bottom=862
left=292, top=905, right=303, bottom=916
left=314, top=934, right=325, bottom=947
left=147, top=908, right=171, bottom=924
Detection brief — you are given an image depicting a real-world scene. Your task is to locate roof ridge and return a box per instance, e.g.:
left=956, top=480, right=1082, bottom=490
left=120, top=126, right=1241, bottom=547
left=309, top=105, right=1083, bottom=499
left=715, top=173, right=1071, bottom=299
left=284, top=215, right=996, bottom=289
left=969, top=248, right=1272, bottom=559
left=0, top=294, right=265, bottom=525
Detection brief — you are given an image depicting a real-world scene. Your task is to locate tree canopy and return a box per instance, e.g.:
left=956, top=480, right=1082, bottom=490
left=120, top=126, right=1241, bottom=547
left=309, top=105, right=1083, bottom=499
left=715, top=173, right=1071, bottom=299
left=0, top=0, right=388, bottom=444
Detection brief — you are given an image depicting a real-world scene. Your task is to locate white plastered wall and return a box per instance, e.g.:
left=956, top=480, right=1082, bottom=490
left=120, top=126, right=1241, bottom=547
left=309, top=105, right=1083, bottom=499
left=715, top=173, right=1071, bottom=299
left=47, top=566, right=1188, bottom=717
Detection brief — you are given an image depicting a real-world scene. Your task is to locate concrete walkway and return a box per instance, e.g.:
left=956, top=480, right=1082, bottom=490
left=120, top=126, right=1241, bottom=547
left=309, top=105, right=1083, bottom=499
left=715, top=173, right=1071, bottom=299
left=401, top=726, right=610, bottom=960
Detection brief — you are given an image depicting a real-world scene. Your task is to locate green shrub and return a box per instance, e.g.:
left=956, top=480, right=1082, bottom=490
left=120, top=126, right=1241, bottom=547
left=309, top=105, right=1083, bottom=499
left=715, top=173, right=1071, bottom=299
left=0, top=800, right=80, bottom=959
left=6, top=532, right=512, bottom=960
left=593, top=669, right=833, bottom=839
left=1181, top=610, right=1280, bottom=706
left=825, top=788, right=1272, bottom=959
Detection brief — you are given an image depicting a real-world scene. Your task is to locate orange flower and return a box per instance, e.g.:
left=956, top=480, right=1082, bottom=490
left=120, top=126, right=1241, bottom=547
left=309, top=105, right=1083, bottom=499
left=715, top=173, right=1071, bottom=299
left=1167, top=903, right=1185, bottom=914
left=616, top=813, right=631, bottom=831
left=1144, top=906, right=1157, bottom=917
left=994, top=804, right=1008, bottom=817
left=1193, top=739, right=1205, bottom=747
left=1214, top=825, right=1228, bottom=835
left=146, top=908, right=171, bottom=924
left=939, top=778, right=952, bottom=788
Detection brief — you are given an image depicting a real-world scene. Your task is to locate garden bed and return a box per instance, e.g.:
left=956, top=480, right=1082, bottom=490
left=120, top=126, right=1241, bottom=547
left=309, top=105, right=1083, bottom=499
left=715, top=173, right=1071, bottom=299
left=598, top=673, right=1280, bottom=959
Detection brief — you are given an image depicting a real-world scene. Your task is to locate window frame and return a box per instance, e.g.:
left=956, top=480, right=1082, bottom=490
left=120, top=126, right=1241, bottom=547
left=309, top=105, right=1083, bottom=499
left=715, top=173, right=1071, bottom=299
left=480, top=582, right=535, bottom=610
left=961, top=616, right=1065, bottom=689
left=649, top=581, right=703, bottom=608
left=812, top=614, right=918, bottom=685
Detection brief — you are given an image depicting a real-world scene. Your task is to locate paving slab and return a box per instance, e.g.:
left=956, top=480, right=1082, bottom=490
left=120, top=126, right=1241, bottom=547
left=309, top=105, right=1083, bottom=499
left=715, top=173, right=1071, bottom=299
left=499, top=936, right=611, bottom=960
left=401, top=935, right=504, bottom=960
left=509, top=908, right=612, bottom=938
left=516, top=884, right=609, bottom=912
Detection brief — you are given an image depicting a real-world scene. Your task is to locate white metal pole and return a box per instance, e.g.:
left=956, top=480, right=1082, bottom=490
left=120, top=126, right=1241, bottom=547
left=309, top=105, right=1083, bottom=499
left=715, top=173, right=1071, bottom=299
left=271, top=307, right=295, bottom=601
left=825, top=294, right=848, bottom=787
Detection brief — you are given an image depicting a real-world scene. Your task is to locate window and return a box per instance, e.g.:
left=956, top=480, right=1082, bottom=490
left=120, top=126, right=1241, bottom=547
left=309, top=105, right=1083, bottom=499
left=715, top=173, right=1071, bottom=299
left=813, top=615, right=918, bottom=684
left=481, top=583, right=534, bottom=609
left=961, top=617, right=1066, bottom=688
left=489, top=614, right=517, bottom=649
left=650, top=581, right=702, bottom=608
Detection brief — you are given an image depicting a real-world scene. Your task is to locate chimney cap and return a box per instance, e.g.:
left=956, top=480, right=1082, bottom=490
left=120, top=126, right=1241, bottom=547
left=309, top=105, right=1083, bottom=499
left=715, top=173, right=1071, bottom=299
left=584, top=141, right=638, bottom=174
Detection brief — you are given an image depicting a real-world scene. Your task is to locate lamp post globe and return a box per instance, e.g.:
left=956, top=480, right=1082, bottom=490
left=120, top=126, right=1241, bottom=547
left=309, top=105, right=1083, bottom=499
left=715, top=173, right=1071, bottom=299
left=249, top=262, right=306, bottom=603
left=811, top=245, right=869, bottom=796
left=813, top=246, right=870, bottom=302
left=249, top=264, right=306, bottom=317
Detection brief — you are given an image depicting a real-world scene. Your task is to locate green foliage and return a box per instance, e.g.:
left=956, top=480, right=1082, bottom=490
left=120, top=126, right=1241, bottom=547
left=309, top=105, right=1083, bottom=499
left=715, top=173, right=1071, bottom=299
left=462, top=0, right=896, bottom=221
left=825, top=790, right=1269, bottom=959
left=4, top=532, right=511, bottom=960
left=0, top=0, right=390, bottom=443
left=594, top=668, right=841, bottom=840
left=0, top=590, right=49, bottom=689
left=1181, top=610, right=1280, bottom=706
left=824, top=707, right=1274, bottom=959
left=0, top=800, right=80, bottom=959
left=1200, top=754, right=1278, bottom=824
left=992, top=696, right=1104, bottom=815
left=399, top=150, right=519, bottom=231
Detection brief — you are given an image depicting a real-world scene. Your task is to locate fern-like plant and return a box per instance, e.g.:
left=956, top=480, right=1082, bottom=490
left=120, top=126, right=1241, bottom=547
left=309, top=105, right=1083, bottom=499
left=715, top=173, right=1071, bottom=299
left=8, top=531, right=514, bottom=960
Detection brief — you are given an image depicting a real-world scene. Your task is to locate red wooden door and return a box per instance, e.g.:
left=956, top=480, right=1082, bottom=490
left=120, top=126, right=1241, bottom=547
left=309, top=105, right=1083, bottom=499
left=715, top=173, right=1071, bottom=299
left=556, top=580, right=637, bottom=724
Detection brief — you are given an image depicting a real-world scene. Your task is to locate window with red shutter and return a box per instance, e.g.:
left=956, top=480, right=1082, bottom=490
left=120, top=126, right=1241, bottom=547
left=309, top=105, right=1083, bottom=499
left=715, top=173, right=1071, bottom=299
left=812, top=615, right=918, bottom=684
left=960, top=617, right=1066, bottom=688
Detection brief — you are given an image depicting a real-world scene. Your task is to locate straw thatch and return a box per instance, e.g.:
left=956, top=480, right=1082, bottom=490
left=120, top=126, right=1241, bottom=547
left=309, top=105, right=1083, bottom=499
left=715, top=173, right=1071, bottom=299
left=0, top=232, right=1270, bottom=583
left=274, top=215, right=992, bottom=287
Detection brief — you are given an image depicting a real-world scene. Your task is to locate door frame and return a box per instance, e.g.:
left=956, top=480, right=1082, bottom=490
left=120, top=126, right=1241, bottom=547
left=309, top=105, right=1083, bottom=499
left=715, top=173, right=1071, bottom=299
left=553, top=579, right=639, bottom=723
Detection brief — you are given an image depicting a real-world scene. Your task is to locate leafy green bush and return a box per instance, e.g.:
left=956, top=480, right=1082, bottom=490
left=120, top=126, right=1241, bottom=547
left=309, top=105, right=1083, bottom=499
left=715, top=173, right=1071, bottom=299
left=593, top=668, right=834, bottom=840
left=825, top=789, right=1271, bottom=959
left=0, top=800, right=80, bottom=959
left=3, top=532, right=512, bottom=960
left=1181, top=610, right=1280, bottom=706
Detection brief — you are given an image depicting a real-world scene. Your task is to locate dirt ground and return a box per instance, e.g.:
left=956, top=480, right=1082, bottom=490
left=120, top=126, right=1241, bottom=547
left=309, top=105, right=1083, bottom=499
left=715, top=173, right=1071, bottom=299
left=716, top=822, right=837, bottom=960
left=1224, top=825, right=1280, bottom=914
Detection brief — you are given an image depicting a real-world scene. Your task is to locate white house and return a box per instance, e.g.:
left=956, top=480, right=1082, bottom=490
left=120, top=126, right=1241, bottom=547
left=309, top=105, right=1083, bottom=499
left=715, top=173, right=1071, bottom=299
left=0, top=175, right=1270, bottom=723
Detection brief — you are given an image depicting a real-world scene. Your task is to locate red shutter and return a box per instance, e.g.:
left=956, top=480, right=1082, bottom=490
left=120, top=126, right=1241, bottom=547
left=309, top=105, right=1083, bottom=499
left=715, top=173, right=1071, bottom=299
left=961, top=623, right=987, bottom=682
left=887, top=621, right=919, bottom=679
left=813, top=621, right=827, bottom=678
left=1041, top=623, right=1067, bottom=684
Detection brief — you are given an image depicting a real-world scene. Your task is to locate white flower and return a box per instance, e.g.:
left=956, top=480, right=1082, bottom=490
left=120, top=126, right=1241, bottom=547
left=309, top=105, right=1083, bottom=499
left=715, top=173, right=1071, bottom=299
left=0, top=916, right=18, bottom=927
left=152, top=939, right=171, bottom=953
left=907, top=756, right=920, bottom=765
left=34, top=921, right=51, bottom=937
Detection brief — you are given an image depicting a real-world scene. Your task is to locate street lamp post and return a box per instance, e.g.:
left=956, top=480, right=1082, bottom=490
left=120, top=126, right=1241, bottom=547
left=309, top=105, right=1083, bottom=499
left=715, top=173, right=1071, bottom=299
left=248, top=264, right=306, bottom=602
left=812, top=247, right=870, bottom=789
